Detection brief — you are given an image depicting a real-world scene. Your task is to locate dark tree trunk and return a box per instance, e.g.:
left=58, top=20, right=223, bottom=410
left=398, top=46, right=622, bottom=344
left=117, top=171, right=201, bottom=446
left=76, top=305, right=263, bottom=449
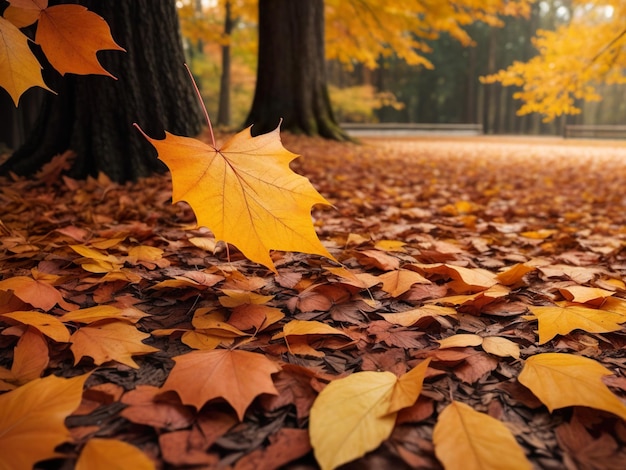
left=245, top=0, right=349, bottom=140
left=0, top=0, right=205, bottom=183
left=217, top=0, right=234, bottom=127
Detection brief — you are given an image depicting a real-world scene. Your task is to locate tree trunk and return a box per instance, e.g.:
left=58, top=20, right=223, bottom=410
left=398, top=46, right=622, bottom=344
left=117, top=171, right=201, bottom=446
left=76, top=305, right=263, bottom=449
left=217, top=0, right=234, bottom=127
left=244, top=0, right=349, bottom=140
left=0, top=0, right=205, bottom=183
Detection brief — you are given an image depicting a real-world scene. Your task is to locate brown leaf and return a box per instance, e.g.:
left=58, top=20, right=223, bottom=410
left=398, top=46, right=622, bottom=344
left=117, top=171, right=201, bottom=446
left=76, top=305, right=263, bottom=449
left=160, top=349, right=281, bottom=419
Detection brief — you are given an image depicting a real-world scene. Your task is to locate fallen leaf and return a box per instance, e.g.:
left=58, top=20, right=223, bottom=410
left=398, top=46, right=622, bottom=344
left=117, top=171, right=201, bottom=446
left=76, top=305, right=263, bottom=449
left=381, top=305, right=457, bottom=327
left=120, top=385, right=194, bottom=431
left=0, top=16, right=52, bottom=105
left=0, top=327, right=48, bottom=389
left=378, top=269, right=430, bottom=297
left=0, top=276, right=75, bottom=311
left=0, top=374, right=89, bottom=469
left=70, top=320, right=158, bottom=368
left=387, top=358, right=431, bottom=414
left=309, top=371, right=397, bottom=470
left=233, top=428, right=312, bottom=470
left=558, top=285, right=614, bottom=306
left=527, top=302, right=626, bottom=344
left=481, top=336, right=520, bottom=359
left=0, top=311, right=70, bottom=342
left=76, top=438, right=155, bottom=470
left=36, top=4, right=125, bottom=77
left=160, top=349, right=281, bottom=419
left=433, top=400, right=531, bottom=470
left=60, top=305, right=150, bottom=324
left=518, top=353, right=626, bottom=421
left=495, top=263, right=536, bottom=286
left=137, top=124, right=334, bottom=272
left=437, top=334, right=483, bottom=349
left=219, top=289, right=274, bottom=307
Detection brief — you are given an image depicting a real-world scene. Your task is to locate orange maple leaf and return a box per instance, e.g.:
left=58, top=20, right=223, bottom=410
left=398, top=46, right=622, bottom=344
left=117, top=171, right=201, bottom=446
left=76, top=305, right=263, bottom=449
left=35, top=4, right=125, bottom=77
left=160, top=349, right=281, bottom=420
left=137, top=124, right=335, bottom=272
left=69, top=320, right=159, bottom=368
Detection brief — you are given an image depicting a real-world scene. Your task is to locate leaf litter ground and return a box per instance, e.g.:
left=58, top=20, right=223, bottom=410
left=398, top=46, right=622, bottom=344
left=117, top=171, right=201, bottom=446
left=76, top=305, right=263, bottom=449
left=1, top=134, right=626, bottom=469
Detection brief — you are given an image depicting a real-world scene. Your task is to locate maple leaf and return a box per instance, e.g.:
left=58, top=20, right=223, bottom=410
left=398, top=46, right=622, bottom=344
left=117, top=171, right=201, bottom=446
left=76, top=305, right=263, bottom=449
left=76, top=438, right=155, bottom=470
left=433, top=401, right=532, bottom=470
left=0, top=373, right=89, bottom=470
left=0, top=16, right=52, bottom=105
left=36, top=4, right=125, bottom=77
left=160, top=349, right=281, bottom=420
left=136, top=124, right=335, bottom=272
left=518, top=353, right=626, bottom=421
left=70, top=320, right=159, bottom=368
left=4, top=0, right=47, bottom=29
left=527, top=302, right=626, bottom=344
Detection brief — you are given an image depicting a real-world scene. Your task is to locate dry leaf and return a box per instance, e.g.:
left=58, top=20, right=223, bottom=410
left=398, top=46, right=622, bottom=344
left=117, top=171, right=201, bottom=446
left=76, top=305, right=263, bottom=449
left=138, top=124, right=334, bottom=272
left=527, top=302, right=626, bottom=344
left=36, top=4, right=125, bottom=77
left=0, top=276, right=75, bottom=311
left=70, top=320, right=158, bottom=368
left=0, top=16, right=52, bottom=105
left=76, top=438, right=155, bottom=470
left=519, top=353, right=626, bottom=421
left=0, top=374, right=89, bottom=469
left=1, top=310, right=70, bottom=342
left=433, top=400, right=531, bottom=470
left=160, top=349, right=281, bottom=419
left=309, top=371, right=397, bottom=470
left=378, top=269, right=430, bottom=297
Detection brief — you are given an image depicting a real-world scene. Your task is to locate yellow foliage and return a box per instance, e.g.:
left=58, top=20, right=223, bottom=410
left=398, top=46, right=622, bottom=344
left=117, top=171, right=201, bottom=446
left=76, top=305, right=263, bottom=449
left=484, top=0, right=626, bottom=121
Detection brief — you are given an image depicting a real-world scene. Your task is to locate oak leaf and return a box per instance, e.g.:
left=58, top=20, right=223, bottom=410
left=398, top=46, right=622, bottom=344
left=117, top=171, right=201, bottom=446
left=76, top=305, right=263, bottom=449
left=527, top=302, right=626, bottom=344
left=76, top=438, right=155, bottom=470
left=433, top=401, right=531, bottom=470
left=0, top=16, right=52, bottom=104
left=518, top=353, right=626, bottom=421
left=137, top=124, right=334, bottom=272
left=160, top=349, right=281, bottom=420
left=36, top=4, right=125, bottom=77
left=70, top=320, right=158, bottom=368
left=0, top=373, right=89, bottom=470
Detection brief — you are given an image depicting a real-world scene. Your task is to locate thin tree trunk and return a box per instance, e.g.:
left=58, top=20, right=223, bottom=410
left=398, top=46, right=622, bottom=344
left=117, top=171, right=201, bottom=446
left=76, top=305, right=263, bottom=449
left=245, top=0, right=349, bottom=140
left=217, top=0, right=234, bottom=127
left=0, top=0, right=204, bottom=183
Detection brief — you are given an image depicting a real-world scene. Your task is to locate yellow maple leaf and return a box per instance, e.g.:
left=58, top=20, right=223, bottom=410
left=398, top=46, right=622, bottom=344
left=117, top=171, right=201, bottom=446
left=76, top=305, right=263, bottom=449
left=433, top=401, right=531, bottom=470
left=0, top=16, right=52, bottom=105
left=527, top=302, right=626, bottom=344
left=0, top=374, right=89, bottom=470
left=519, top=353, right=626, bottom=421
left=137, top=124, right=334, bottom=272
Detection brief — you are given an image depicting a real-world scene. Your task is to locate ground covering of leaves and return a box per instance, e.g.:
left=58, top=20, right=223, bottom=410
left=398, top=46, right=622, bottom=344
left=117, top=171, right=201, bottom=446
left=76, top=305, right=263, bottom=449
left=1, top=134, right=626, bottom=469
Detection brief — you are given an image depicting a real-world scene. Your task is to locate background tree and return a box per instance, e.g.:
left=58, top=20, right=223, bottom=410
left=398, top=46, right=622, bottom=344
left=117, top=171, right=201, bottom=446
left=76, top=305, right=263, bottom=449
left=244, top=0, right=533, bottom=138
left=0, top=0, right=204, bottom=183
left=484, top=0, right=626, bottom=122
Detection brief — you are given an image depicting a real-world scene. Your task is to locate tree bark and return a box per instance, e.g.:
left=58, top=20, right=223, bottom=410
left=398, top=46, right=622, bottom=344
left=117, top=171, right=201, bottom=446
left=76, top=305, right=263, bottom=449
left=216, top=0, right=234, bottom=127
left=0, top=0, right=205, bottom=183
left=245, top=0, right=349, bottom=140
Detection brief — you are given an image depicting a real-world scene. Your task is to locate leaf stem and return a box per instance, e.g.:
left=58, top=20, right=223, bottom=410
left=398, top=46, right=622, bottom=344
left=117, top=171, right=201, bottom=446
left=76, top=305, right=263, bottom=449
left=184, top=63, right=216, bottom=148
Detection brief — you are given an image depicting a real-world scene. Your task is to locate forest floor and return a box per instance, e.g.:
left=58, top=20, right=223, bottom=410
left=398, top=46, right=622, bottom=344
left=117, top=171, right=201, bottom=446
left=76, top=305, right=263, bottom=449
left=1, top=134, right=626, bottom=469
